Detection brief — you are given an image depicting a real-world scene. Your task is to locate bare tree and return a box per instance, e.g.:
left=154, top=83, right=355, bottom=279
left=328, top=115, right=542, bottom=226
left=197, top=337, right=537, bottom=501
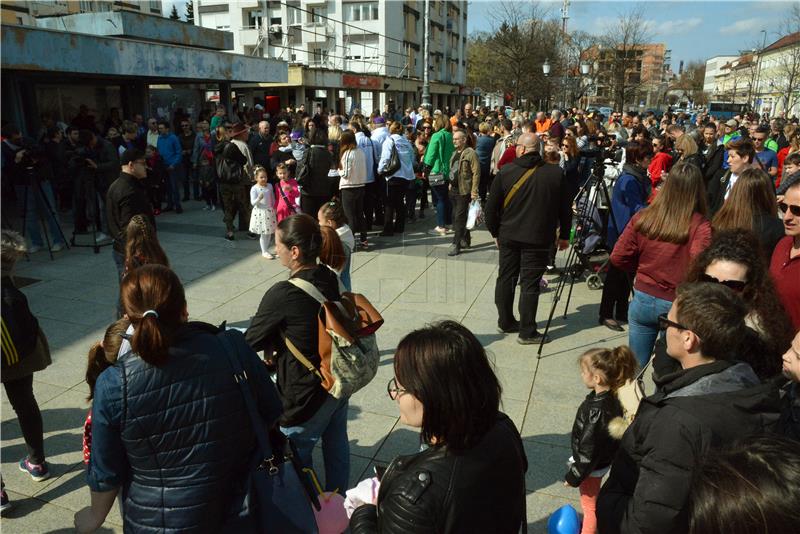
left=597, top=6, right=653, bottom=111
left=763, top=4, right=800, bottom=115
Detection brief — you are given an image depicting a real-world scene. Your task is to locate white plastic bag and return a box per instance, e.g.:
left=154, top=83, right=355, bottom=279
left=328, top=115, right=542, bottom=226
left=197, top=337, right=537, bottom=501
left=466, top=199, right=483, bottom=230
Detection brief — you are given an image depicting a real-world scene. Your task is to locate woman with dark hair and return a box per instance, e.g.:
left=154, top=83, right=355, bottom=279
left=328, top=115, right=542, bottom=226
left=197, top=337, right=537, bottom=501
left=649, top=135, right=673, bottom=196
left=349, top=321, right=528, bottom=533
left=652, top=229, right=793, bottom=381
left=76, top=265, right=282, bottom=533
left=612, top=161, right=712, bottom=365
left=599, top=141, right=654, bottom=332
left=712, top=168, right=785, bottom=258
left=338, top=130, right=367, bottom=241
left=297, top=129, right=336, bottom=218
left=245, top=213, right=350, bottom=493
left=688, top=435, right=800, bottom=534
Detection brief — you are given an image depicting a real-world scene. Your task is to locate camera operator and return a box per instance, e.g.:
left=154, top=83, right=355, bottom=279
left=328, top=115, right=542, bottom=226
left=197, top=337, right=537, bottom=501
left=1, top=124, right=67, bottom=253
left=68, top=130, right=119, bottom=241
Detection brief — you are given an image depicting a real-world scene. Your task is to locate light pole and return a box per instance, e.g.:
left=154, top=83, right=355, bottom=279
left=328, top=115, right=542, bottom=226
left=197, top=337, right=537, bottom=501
left=543, top=59, right=551, bottom=110
left=753, top=29, right=767, bottom=113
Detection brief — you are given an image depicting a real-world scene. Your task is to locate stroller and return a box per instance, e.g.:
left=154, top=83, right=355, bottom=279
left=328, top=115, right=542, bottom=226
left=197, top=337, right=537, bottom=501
left=567, top=160, right=620, bottom=290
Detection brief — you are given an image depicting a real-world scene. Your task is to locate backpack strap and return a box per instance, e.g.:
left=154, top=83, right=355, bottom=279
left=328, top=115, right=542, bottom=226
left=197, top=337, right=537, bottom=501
left=288, top=277, right=326, bottom=303
left=280, top=331, right=323, bottom=381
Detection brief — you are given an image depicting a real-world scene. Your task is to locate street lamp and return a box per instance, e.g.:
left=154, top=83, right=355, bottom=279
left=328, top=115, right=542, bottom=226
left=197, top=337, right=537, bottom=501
left=542, top=59, right=551, bottom=76
left=580, top=61, right=590, bottom=76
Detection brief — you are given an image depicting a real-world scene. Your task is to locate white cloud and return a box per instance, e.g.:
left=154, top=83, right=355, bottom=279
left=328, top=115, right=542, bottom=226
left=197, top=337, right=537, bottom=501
left=652, top=17, right=703, bottom=36
left=719, top=19, right=765, bottom=35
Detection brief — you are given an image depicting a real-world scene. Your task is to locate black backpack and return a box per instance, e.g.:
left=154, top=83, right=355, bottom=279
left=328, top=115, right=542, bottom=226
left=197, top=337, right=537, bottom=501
left=214, top=141, right=246, bottom=185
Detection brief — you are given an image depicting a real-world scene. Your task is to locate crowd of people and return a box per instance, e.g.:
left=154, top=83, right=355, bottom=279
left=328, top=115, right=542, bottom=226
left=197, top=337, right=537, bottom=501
left=1, top=99, right=800, bottom=534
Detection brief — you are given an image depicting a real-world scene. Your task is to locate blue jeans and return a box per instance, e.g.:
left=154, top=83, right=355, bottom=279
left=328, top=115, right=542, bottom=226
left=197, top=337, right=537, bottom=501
left=281, top=395, right=350, bottom=492
left=430, top=183, right=452, bottom=228
left=15, top=182, right=65, bottom=248
left=628, top=289, right=672, bottom=367
left=165, top=163, right=184, bottom=209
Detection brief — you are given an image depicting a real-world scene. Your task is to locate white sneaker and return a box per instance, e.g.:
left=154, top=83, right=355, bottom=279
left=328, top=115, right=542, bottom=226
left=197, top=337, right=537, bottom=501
left=202, top=205, right=210, bottom=211
left=95, top=232, right=111, bottom=243
left=262, top=252, right=275, bottom=260
left=427, top=227, right=447, bottom=236
left=28, top=245, right=41, bottom=254
left=51, top=243, right=63, bottom=252
left=211, top=205, right=216, bottom=211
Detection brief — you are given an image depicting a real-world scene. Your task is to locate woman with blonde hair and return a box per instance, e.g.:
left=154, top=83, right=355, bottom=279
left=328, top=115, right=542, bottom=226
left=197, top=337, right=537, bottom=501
left=712, top=168, right=784, bottom=258
left=674, top=134, right=704, bottom=169
left=611, top=161, right=712, bottom=365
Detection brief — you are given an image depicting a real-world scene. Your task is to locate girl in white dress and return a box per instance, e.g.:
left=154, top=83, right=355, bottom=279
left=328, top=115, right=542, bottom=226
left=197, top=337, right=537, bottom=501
left=249, top=165, right=278, bottom=259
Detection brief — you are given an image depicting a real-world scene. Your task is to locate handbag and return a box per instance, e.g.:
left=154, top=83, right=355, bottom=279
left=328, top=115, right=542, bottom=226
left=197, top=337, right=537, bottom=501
left=616, top=355, right=652, bottom=425
left=428, top=173, right=446, bottom=186
left=217, top=333, right=320, bottom=534
left=381, top=139, right=401, bottom=177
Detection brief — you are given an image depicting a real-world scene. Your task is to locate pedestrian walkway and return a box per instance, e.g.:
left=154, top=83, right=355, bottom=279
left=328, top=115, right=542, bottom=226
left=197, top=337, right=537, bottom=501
left=2, top=202, right=628, bottom=533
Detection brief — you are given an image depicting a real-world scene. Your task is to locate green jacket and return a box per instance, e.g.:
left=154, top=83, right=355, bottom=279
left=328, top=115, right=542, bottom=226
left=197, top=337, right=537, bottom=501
left=423, top=129, right=454, bottom=176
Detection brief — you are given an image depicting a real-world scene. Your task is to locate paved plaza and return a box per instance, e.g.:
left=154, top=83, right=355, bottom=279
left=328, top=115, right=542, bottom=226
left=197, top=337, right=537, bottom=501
left=1, top=202, right=629, bottom=533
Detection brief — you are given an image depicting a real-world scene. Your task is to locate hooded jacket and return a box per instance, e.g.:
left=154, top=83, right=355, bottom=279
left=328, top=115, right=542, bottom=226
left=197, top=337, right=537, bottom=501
left=608, top=163, right=650, bottom=249
left=597, top=360, right=781, bottom=534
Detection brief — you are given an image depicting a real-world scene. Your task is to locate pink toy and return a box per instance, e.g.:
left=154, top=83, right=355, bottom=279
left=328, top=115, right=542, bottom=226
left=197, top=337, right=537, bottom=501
left=303, top=468, right=349, bottom=534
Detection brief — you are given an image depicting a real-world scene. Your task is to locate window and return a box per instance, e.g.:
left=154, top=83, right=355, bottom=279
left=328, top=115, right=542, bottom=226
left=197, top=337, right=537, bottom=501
left=309, top=6, right=326, bottom=23
left=311, top=47, right=329, bottom=65
left=247, top=9, right=263, bottom=28
left=287, top=4, right=301, bottom=25
left=270, top=17, right=281, bottom=25
left=345, top=2, right=378, bottom=22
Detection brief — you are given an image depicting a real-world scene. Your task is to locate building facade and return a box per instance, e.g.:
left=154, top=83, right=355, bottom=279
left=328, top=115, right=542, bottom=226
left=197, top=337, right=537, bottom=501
left=194, top=0, right=468, bottom=114
left=1, top=0, right=163, bottom=25
left=753, top=32, right=800, bottom=118
left=703, top=55, right=738, bottom=95
left=584, top=43, right=668, bottom=111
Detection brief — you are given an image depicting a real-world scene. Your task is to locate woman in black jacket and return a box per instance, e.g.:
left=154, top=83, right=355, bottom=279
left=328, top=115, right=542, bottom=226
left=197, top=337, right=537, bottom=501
left=349, top=321, right=528, bottom=534
left=245, top=213, right=350, bottom=494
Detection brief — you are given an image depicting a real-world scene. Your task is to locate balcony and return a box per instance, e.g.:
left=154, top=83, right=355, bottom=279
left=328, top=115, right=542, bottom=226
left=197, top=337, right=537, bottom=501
left=302, top=22, right=331, bottom=43
left=239, top=27, right=261, bottom=47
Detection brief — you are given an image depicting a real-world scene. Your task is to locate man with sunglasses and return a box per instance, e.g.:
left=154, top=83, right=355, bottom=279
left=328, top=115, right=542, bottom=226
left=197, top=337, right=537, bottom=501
left=770, top=180, right=800, bottom=330
left=597, top=282, right=781, bottom=534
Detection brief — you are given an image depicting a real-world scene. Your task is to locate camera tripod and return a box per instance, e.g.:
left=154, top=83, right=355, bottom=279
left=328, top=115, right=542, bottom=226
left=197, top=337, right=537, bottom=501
left=70, top=173, right=112, bottom=254
left=18, top=174, right=70, bottom=261
left=537, top=156, right=621, bottom=356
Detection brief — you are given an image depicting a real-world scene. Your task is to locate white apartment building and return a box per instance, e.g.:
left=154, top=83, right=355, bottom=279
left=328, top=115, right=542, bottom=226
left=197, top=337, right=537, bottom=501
left=195, top=0, right=469, bottom=114
left=703, top=55, right=738, bottom=95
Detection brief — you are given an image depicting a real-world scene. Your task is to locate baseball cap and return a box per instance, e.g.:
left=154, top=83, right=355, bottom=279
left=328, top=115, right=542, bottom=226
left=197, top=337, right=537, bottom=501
left=725, top=119, right=738, bottom=127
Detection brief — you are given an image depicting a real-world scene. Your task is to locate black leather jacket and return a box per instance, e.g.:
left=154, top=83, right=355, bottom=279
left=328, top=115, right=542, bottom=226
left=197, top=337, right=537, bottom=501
left=565, top=390, right=623, bottom=487
left=349, top=414, right=527, bottom=534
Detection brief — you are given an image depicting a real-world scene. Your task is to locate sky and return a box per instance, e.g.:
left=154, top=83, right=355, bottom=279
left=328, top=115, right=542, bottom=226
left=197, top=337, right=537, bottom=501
left=466, top=0, right=795, bottom=70
left=162, top=0, right=795, bottom=71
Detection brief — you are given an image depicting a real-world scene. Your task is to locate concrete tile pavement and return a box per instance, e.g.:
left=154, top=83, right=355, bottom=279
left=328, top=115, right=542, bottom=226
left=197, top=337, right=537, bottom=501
left=2, top=201, right=628, bottom=532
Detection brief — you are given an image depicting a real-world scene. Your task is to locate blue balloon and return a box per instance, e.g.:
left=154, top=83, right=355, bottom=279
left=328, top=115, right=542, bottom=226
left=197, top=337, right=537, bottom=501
left=547, top=504, right=580, bottom=534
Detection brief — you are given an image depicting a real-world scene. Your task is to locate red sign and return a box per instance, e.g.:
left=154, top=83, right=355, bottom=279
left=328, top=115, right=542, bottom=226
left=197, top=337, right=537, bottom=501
left=342, top=74, right=382, bottom=90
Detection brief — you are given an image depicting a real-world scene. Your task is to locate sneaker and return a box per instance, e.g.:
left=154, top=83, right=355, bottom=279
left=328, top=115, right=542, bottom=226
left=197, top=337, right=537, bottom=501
left=19, top=458, right=50, bottom=482
left=497, top=321, right=521, bottom=334
left=211, top=205, right=217, bottom=211
left=517, top=333, right=551, bottom=345
left=28, top=245, right=41, bottom=254
left=95, top=232, right=111, bottom=243
left=428, top=227, right=447, bottom=236
left=51, top=243, right=63, bottom=252
left=225, top=233, right=235, bottom=241
left=1, top=488, right=10, bottom=514
left=202, top=205, right=211, bottom=211
left=262, top=252, right=275, bottom=260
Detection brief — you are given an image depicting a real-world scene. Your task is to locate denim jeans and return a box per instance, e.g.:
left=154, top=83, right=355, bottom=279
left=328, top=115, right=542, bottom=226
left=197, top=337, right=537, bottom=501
left=628, top=289, right=672, bottom=367
left=15, top=182, right=65, bottom=248
left=430, top=183, right=452, bottom=228
left=164, top=163, right=184, bottom=209
left=281, top=395, right=350, bottom=492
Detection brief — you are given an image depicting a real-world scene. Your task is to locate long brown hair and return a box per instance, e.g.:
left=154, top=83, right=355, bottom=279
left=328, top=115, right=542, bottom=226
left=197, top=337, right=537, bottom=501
left=634, top=161, right=708, bottom=243
left=120, top=265, right=186, bottom=367
left=124, top=215, right=169, bottom=274
left=712, top=168, right=777, bottom=233
left=318, top=225, right=346, bottom=271
left=338, top=130, right=357, bottom=170
left=561, top=135, right=579, bottom=159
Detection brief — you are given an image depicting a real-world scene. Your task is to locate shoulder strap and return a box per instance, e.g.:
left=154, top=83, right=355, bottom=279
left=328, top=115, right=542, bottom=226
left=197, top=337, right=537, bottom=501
left=280, top=332, right=324, bottom=382
left=287, top=277, right=326, bottom=303
left=503, top=165, right=538, bottom=209
left=217, top=332, right=276, bottom=467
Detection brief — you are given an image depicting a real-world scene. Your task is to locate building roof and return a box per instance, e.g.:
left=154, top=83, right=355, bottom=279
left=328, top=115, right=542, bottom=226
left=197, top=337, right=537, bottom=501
left=763, top=31, right=800, bottom=54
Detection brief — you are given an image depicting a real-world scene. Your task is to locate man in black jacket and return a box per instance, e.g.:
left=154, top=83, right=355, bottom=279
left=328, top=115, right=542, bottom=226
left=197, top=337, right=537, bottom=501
left=106, top=149, right=154, bottom=280
left=699, top=122, right=724, bottom=185
left=484, top=132, right=571, bottom=344
left=596, top=283, right=781, bottom=534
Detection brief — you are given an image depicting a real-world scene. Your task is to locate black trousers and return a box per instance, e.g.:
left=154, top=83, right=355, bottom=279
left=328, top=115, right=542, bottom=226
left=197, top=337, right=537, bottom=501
left=383, top=179, right=408, bottom=234
left=363, top=179, right=384, bottom=230
left=495, top=240, right=550, bottom=338
left=450, top=191, right=470, bottom=248
left=340, top=186, right=365, bottom=238
left=599, top=264, right=631, bottom=321
left=478, top=163, right=492, bottom=203
left=300, top=194, right=331, bottom=222
left=4, top=374, right=45, bottom=464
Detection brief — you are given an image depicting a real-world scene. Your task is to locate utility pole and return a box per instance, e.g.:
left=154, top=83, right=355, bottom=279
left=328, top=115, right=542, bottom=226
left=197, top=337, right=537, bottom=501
left=422, top=0, right=431, bottom=111
left=560, top=0, right=571, bottom=109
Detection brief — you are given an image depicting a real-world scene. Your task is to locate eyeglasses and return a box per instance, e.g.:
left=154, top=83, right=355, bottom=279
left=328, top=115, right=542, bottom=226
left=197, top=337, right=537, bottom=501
left=779, top=202, right=800, bottom=216
left=387, top=377, right=406, bottom=400
left=699, top=273, right=747, bottom=292
left=657, top=313, right=691, bottom=333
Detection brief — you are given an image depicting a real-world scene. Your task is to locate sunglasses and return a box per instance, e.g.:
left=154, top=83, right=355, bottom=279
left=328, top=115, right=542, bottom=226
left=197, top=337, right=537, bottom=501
left=779, top=202, right=800, bottom=216
left=657, top=313, right=690, bottom=332
left=699, top=273, right=747, bottom=292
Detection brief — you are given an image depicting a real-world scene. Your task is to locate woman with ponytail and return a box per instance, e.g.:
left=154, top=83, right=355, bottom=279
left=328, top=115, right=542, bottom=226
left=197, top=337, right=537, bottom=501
left=245, top=212, right=350, bottom=494
left=75, top=264, right=282, bottom=533
left=123, top=214, right=168, bottom=276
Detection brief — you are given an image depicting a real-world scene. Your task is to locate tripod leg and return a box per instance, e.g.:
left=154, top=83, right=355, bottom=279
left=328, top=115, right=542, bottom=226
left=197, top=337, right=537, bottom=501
left=38, top=181, right=69, bottom=251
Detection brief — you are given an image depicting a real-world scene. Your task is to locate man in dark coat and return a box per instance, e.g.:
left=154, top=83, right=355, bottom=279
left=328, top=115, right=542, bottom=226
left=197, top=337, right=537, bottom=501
left=484, top=132, right=571, bottom=344
left=596, top=283, right=781, bottom=534
left=106, top=148, right=155, bottom=280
